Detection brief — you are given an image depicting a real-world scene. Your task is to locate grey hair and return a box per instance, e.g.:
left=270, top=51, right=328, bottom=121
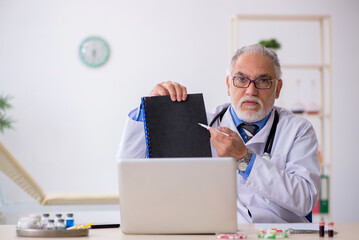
left=226, top=43, right=282, bottom=79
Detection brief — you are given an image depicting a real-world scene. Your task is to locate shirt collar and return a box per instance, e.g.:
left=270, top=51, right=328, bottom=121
left=229, top=105, right=272, bottom=133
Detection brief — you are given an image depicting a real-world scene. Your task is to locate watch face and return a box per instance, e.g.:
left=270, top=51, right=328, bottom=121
left=79, top=36, right=110, bottom=67
left=237, top=161, right=248, bottom=172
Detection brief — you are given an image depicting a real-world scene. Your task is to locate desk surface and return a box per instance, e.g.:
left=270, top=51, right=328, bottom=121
left=0, top=223, right=356, bottom=240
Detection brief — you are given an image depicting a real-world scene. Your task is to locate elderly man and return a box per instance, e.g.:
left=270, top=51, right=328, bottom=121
left=118, top=43, right=320, bottom=223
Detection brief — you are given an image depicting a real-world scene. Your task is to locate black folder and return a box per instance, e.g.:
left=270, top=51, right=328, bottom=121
left=141, top=93, right=212, bottom=158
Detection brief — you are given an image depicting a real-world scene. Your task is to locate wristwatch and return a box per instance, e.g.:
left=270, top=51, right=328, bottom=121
left=237, top=148, right=254, bottom=172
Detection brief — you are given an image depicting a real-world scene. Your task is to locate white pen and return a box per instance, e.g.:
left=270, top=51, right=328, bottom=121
left=198, top=123, right=230, bottom=137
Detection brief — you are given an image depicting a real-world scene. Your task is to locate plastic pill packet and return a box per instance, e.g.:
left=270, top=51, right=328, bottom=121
left=17, top=214, right=41, bottom=229
left=257, top=228, right=290, bottom=239
left=216, top=232, right=247, bottom=239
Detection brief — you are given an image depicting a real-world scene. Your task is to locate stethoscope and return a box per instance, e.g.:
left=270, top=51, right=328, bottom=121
left=209, top=106, right=279, bottom=160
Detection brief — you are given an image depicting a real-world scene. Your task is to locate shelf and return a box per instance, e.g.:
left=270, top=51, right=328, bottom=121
left=321, top=163, right=331, bottom=169
left=294, top=113, right=322, bottom=117
left=234, top=14, right=330, bottom=21
left=293, top=113, right=331, bottom=119
left=282, top=64, right=330, bottom=70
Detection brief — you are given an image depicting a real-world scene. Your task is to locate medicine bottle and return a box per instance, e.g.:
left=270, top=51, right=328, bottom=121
left=47, top=219, right=55, bottom=230
left=41, top=213, right=50, bottom=229
left=319, top=221, right=325, bottom=237
left=56, top=219, right=66, bottom=230
left=328, top=222, right=334, bottom=237
left=65, top=213, right=75, bottom=228
left=54, top=214, right=62, bottom=226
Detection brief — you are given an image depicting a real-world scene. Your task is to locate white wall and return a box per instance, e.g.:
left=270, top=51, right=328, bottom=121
left=1, top=0, right=359, bottom=222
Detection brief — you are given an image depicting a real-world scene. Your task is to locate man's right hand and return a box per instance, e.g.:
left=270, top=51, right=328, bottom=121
left=149, top=81, right=187, bottom=102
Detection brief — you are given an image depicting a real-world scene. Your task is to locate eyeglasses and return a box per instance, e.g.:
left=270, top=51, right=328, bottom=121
left=231, top=76, right=277, bottom=89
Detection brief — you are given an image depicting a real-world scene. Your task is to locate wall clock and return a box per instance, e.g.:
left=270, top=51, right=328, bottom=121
left=79, top=36, right=110, bottom=67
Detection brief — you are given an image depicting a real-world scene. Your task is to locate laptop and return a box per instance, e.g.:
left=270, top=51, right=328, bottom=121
left=118, top=157, right=238, bottom=234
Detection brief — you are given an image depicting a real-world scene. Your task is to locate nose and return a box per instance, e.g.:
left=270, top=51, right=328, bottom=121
left=245, top=81, right=258, bottom=96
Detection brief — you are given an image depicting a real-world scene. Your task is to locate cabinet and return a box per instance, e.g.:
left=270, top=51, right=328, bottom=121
left=229, top=14, right=332, bottom=221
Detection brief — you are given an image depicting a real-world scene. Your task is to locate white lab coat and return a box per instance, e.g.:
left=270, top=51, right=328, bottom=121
left=117, top=103, right=320, bottom=223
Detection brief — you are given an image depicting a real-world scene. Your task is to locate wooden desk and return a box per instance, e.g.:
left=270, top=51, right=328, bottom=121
left=0, top=223, right=355, bottom=239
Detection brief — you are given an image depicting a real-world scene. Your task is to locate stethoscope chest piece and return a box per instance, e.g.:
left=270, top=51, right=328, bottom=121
left=260, top=152, right=271, bottom=161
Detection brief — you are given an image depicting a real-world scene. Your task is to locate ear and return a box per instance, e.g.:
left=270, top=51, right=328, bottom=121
left=226, top=76, right=231, bottom=96
left=275, top=79, right=283, bottom=99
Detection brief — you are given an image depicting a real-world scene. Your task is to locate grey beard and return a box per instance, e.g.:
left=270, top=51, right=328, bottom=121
left=231, top=95, right=275, bottom=123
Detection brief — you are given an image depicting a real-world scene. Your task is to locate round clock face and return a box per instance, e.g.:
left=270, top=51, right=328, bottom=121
left=79, top=36, right=110, bottom=67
